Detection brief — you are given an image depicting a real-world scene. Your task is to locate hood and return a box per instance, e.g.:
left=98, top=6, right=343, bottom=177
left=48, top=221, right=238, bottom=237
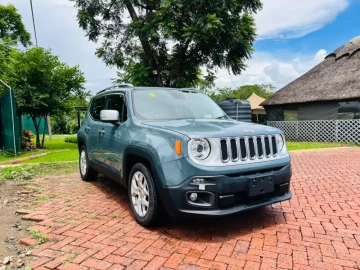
left=142, top=119, right=281, bottom=138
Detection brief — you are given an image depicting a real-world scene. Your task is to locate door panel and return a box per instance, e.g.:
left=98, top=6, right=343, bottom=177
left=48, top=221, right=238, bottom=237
left=87, top=96, right=106, bottom=162
left=97, top=94, right=128, bottom=180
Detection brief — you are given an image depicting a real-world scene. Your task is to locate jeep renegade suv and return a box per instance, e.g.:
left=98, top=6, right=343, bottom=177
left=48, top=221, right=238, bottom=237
left=78, top=85, right=292, bottom=226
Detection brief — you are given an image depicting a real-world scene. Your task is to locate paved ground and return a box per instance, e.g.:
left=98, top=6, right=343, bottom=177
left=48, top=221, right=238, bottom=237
left=18, top=148, right=360, bottom=270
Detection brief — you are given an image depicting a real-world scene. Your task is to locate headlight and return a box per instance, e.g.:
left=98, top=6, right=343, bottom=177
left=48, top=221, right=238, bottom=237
left=276, top=134, right=285, bottom=151
left=189, top=139, right=211, bottom=160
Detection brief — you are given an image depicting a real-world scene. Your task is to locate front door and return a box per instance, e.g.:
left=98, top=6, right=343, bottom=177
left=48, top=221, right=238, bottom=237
left=97, top=93, right=128, bottom=181
left=87, top=95, right=106, bottom=162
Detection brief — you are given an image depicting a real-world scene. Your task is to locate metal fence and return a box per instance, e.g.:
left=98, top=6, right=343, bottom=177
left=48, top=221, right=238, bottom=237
left=267, top=120, right=360, bottom=144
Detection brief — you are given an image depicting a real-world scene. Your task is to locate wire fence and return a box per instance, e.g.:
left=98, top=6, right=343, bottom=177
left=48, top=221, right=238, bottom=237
left=268, top=120, right=360, bottom=144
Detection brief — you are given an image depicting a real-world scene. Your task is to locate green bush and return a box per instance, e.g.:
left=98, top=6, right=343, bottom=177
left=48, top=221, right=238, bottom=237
left=0, top=149, right=19, bottom=158
left=64, top=136, right=77, bottom=144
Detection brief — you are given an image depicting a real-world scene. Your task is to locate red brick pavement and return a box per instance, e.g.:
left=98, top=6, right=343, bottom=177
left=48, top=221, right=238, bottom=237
left=19, top=148, right=360, bottom=269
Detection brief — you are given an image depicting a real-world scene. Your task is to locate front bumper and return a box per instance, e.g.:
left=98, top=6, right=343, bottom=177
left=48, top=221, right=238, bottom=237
left=159, top=164, right=292, bottom=218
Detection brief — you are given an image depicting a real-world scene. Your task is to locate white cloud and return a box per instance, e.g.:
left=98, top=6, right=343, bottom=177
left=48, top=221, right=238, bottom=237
left=215, top=49, right=327, bottom=90
left=255, top=0, right=349, bottom=39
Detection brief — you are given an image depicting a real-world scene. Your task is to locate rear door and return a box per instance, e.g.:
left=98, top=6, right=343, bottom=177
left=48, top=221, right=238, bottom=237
left=87, top=96, right=106, bottom=162
left=97, top=93, right=128, bottom=179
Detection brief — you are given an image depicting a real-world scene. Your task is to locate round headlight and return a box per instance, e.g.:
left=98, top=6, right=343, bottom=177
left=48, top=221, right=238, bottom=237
left=190, top=139, right=211, bottom=160
left=276, top=134, right=285, bottom=151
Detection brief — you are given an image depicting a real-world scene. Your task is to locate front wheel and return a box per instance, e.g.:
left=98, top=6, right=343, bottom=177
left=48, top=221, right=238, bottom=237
left=79, top=145, right=98, bottom=181
left=128, top=163, right=159, bottom=226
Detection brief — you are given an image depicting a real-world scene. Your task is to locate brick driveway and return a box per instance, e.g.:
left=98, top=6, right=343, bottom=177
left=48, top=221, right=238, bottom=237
left=20, top=148, right=360, bottom=270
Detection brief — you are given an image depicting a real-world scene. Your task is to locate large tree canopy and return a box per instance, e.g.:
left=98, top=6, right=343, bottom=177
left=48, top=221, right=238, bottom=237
left=11, top=47, right=87, bottom=148
left=0, top=39, right=17, bottom=89
left=207, top=84, right=275, bottom=102
left=72, top=0, right=262, bottom=88
left=0, top=4, right=31, bottom=94
left=0, top=4, right=31, bottom=46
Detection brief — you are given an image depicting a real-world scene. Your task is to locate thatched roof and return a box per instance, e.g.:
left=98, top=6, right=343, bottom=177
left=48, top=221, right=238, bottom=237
left=262, top=36, right=360, bottom=106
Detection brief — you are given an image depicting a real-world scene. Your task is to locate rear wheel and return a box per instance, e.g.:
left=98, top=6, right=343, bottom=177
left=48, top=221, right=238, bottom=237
left=79, top=145, right=98, bottom=181
left=128, top=163, right=159, bottom=226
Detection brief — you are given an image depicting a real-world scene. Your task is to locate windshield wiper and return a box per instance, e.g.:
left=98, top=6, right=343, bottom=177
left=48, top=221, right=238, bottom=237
left=215, top=115, right=228, bottom=120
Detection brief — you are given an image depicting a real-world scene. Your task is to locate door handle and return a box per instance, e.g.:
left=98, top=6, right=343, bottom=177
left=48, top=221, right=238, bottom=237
left=85, top=126, right=91, bottom=132
left=99, top=130, right=105, bottom=135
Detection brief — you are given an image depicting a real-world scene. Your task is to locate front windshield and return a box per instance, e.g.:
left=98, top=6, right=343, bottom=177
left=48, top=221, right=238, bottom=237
left=133, top=89, right=227, bottom=120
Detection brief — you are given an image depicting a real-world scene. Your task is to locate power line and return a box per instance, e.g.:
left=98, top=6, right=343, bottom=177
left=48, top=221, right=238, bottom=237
left=29, top=0, right=38, bottom=47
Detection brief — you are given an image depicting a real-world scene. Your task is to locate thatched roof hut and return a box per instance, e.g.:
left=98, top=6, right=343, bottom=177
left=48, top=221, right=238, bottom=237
left=262, top=36, right=360, bottom=121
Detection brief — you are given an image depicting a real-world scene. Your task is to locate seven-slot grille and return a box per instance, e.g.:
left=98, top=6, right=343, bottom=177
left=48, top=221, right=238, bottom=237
left=220, top=136, right=278, bottom=162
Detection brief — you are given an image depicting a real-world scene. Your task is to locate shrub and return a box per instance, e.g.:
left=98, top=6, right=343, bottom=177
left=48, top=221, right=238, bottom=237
left=0, top=149, right=19, bottom=158
left=52, top=115, right=70, bottom=134
left=21, top=130, right=35, bottom=151
left=64, top=136, right=77, bottom=144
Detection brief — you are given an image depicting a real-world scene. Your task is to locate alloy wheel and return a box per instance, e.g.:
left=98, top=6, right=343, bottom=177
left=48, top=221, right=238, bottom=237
left=131, top=171, right=150, bottom=217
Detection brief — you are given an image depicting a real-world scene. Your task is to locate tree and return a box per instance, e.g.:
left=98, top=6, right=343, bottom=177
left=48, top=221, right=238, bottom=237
left=207, top=84, right=275, bottom=102
left=52, top=95, right=90, bottom=134
left=10, top=47, right=87, bottom=148
left=0, top=4, right=31, bottom=46
left=0, top=39, right=18, bottom=93
left=1, top=4, right=31, bottom=94
left=72, top=0, right=262, bottom=88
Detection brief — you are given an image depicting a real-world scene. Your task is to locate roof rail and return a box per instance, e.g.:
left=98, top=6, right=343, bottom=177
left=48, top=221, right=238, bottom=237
left=96, top=84, right=134, bottom=95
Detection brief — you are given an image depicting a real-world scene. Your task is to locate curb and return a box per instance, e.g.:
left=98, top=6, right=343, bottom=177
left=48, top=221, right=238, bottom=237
left=0, top=152, right=50, bottom=165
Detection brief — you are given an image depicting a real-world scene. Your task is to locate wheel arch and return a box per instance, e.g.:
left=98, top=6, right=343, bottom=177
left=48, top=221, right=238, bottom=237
left=77, top=136, right=85, bottom=152
left=123, top=146, right=163, bottom=191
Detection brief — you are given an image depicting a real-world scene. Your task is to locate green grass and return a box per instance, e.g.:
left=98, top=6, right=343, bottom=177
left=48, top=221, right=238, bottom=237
left=23, top=149, right=78, bottom=163
left=286, top=142, right=345, bottom=151
left=0, top=150, right=47, bottom=163
left=23, top=135, right=78, bottom=163
left=41, top=135, right=78, bottom=150
left=0, top=162, right=78, bottom=182
left=64, top=135, right=78, bottom=144
left=0, top=135, right=78, bottom=163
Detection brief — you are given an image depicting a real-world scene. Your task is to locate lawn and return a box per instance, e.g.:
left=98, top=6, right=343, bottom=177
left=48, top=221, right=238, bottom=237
left=25, top=135, right=78, bottom=163
left=0, top=150, right=47, bottom=163
left=286, top=141, right=345, bottom=151
left=0, top=135, right=78, bottom=163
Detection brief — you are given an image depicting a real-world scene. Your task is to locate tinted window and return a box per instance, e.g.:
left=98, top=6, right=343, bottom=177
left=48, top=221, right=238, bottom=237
left=133, top=90, right=226, bottom=120
left=106, top=94, right=127, bottom=122
left=90, top=96, right=105, bottom=120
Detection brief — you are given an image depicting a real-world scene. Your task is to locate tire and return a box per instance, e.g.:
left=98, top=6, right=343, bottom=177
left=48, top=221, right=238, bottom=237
left=79, top=145, right=98, bottom=181
left=128, top=163, right=159, bottom=226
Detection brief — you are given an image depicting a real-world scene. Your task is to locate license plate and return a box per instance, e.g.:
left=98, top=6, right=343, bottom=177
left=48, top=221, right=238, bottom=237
left=248, top=176, right=274, bottom=197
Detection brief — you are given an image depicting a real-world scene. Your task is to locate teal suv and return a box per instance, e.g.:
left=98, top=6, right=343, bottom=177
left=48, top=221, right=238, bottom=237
left=78, top=85, right=292, bottom=226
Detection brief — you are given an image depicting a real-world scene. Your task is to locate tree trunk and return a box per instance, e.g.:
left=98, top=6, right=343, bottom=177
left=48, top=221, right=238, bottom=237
left=41, top=114, right=48, bottom=148
left=125, top=3, right=161, bottom=85
left=31, top=115, right=41, bottom=149
left=126, top=4, right=154, bottom=66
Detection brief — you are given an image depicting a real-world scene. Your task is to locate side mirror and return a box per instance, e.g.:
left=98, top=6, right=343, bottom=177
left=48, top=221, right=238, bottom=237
left=100, top=110, right=120, bottom=123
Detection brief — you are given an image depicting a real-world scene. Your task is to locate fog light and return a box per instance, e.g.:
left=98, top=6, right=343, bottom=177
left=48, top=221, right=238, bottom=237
left=192, top=178, right=206, bottom=184
left=190, top=193, right=198, bottom=201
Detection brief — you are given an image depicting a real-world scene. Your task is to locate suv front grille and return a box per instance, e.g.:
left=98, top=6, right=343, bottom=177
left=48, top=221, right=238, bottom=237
left=220, top=140, right=229, bottom=161
left=220, top=136, right=278, bottom=163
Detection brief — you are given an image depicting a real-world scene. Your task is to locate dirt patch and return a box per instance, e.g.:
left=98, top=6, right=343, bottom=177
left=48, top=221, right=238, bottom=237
left=0, top=179, right=36, bottom=268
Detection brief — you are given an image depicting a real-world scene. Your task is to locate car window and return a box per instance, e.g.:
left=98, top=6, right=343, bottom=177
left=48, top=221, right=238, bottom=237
left=106, top=94, right=127, bottom=122
left=90, top=96, right=106, bottom=120
left=133, top=90, right=226, bottom=120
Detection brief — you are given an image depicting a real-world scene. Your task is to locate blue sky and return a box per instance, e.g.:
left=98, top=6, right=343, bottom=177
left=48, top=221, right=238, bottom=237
left=1, top=0, right=359, bottom=93
left=255, top=0, right=360, bottom=58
